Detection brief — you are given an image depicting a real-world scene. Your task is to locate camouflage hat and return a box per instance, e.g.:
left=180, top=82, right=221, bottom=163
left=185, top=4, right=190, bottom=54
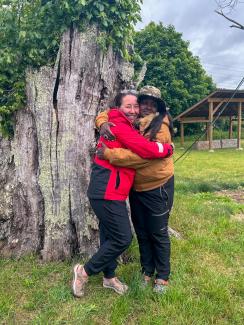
left=138, top=85, right=166, bottom=113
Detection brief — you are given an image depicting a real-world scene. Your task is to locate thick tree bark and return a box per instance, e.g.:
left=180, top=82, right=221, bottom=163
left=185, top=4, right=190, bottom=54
left=0, top=26, right=134, bottom=261
left=0, top=137, right=15, bottom=255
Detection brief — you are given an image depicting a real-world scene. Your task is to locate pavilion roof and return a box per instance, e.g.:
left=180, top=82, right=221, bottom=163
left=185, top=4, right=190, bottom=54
left=174, top=89, right=244, bottom=121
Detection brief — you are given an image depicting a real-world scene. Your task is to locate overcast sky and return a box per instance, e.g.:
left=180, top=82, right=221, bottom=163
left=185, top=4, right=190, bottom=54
left=137, top=0, right=244, bottom=89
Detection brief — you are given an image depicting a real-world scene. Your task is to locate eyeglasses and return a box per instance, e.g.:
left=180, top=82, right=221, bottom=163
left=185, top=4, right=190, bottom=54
left=120, top=89, right=138, bottom=95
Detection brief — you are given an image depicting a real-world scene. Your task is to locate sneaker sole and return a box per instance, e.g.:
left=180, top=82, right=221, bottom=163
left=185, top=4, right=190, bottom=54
left=72, top=264, right=84, bottom=298
left=103, top=283, right=127, bottom=295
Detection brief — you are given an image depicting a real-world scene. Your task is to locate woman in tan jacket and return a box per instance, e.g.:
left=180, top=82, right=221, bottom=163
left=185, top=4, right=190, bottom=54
left=96, top=86, right=174, bottom=294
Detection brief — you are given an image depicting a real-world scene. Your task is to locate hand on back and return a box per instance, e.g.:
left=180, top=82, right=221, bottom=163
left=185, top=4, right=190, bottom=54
left=100, top=122, right=116, bottom=141
left=96, top=143, right=108, bottom=160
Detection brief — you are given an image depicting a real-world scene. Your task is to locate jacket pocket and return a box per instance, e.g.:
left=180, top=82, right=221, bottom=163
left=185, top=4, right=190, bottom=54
left=160, top=186, right=169, bottom=206
left=114, top=168, right=135, bottom=197
left=115, top=170, right=120, bottom=189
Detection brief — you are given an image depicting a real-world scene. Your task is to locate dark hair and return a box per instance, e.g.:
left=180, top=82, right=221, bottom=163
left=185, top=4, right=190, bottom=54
left=113, top=91, right=138, bottom=107
left=142, top=98, right=174, bottom=140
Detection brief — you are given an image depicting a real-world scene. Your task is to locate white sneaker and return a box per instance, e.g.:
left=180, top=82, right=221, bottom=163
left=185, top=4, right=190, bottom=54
left=103, top=277, right=128, bottom=295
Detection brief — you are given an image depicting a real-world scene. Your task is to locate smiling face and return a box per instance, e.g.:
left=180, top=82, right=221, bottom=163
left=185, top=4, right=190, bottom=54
left=119, top=94, right=139, bottom=123
left=139, top=97, right=158, bottom=117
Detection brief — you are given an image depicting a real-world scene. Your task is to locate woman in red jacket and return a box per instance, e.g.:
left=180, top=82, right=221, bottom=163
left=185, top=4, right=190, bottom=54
left=72, top=91, right=173, bottom=297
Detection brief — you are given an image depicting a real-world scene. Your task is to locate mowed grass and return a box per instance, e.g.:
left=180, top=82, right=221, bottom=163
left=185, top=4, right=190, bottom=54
left=1, top=142, right=244, bottom=325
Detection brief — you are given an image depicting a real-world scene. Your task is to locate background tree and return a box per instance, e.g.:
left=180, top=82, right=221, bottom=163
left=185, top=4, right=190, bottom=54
left=134, top=22, right=215, bottom=134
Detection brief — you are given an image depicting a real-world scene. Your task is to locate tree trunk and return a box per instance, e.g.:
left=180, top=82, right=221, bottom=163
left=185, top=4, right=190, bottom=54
left=0, top=26, right=134, bottom=261
left=0, top=137, right=15, bottom=254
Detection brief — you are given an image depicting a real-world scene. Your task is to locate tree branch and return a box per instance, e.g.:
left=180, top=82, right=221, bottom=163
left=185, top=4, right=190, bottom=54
left=215, top=0, right=243, bottom=12
left=215, top=9, right=244, bottom=29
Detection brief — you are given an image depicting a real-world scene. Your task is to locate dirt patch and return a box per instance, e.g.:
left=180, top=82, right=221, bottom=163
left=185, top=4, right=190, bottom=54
left=216, top=189, right=244, bottom=222
left=231, top=213, right=244, bottom=222
left=216, top=189, right=244, bottom=204
left=199, top=252, right=232, bottom=276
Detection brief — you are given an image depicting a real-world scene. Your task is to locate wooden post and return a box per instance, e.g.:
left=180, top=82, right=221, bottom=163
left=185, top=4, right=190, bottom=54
left=209, top=102, right=214, bottom=152
left=180, top=122, right=184, bottom=148
left=229, top=116, right=233, bottom=139
left=237, top=102, right=243, bottom=150
left=206, top=122, right=209, bottom=141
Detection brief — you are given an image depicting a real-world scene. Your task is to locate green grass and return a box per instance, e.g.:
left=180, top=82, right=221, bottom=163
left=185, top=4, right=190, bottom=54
left=1, top=144, right=244, bottom=324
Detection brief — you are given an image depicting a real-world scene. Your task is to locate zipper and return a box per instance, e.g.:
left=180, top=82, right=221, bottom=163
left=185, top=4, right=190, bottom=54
left=115, top=170, right=120, bottom=189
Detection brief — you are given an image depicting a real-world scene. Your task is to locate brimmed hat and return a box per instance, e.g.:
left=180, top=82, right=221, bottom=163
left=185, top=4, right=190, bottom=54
left=138, top=85, right=166, bottom=113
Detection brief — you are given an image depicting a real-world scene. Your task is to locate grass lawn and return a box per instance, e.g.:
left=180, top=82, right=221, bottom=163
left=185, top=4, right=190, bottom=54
left=1, top=142, right=244, bottom=324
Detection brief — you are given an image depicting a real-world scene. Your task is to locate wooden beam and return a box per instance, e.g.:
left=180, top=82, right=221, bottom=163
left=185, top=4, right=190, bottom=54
left=209, top=102, right=214, bottom=152
left=208, top=98, right=244, bottom=103
left=213, top=101, right=224, bottom=115
left=229, top=116, right=233, bottom=139
left=173, top=90, right=217, bottom=121
left=237, top=103, right=243, bottom=150
left=180, top=118, right=210, bottom=123
left=206, top=123, right=209, bottom=141
left=180, top=122, right=184, bottom=148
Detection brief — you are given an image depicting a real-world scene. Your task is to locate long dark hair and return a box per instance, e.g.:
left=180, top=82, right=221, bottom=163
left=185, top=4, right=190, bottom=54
left=142, top=99, right=174, bottom=140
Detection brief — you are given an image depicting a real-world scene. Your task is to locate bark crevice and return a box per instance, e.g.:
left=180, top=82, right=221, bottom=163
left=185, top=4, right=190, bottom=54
left=75, top=68, right=84, bottom=101
left=68, top=182, right=79, bottom=256
left=69, top=24, right=74, bottom=77
left=53, top=57, right=61, bottom=110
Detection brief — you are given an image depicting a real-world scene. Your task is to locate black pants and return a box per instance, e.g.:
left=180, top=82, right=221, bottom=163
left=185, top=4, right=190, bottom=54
left=129, top=176, right=174, bottom=281
left=84, top=199, right=132, bottom=279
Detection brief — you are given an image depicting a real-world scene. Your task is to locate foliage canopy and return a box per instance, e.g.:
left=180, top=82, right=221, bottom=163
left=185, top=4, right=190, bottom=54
left=0, top=0, right=142, bottom=136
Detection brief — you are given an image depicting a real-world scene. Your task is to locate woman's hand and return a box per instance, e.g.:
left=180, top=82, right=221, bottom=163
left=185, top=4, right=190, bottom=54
left=96, top=143, right=108, bottom=160
left=100, top=122, right=116, bottom=141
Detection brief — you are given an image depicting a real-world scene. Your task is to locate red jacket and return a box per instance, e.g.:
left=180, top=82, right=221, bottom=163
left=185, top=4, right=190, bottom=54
left=87, top=109, right=173, bottom=200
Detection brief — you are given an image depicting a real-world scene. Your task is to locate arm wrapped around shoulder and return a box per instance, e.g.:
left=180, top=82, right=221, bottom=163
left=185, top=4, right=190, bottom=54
left=111, top=123, right=174, bottom=159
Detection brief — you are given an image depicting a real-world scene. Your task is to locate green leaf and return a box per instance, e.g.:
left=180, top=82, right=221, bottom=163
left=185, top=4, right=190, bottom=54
left=97, top=3, right=104, bottom=12
left=19, top=31, right=26, bottom=39
left=102, top=20, right=108, bottom=27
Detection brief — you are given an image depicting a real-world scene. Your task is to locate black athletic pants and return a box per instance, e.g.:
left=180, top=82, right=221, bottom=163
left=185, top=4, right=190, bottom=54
left=129, top=176, right=174, bottom=281
left=84, top=199, right=132, bottom=279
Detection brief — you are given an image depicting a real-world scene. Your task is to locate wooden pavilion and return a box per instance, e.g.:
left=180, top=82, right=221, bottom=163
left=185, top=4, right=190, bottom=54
left=174, top=89, right=244, bottom=151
